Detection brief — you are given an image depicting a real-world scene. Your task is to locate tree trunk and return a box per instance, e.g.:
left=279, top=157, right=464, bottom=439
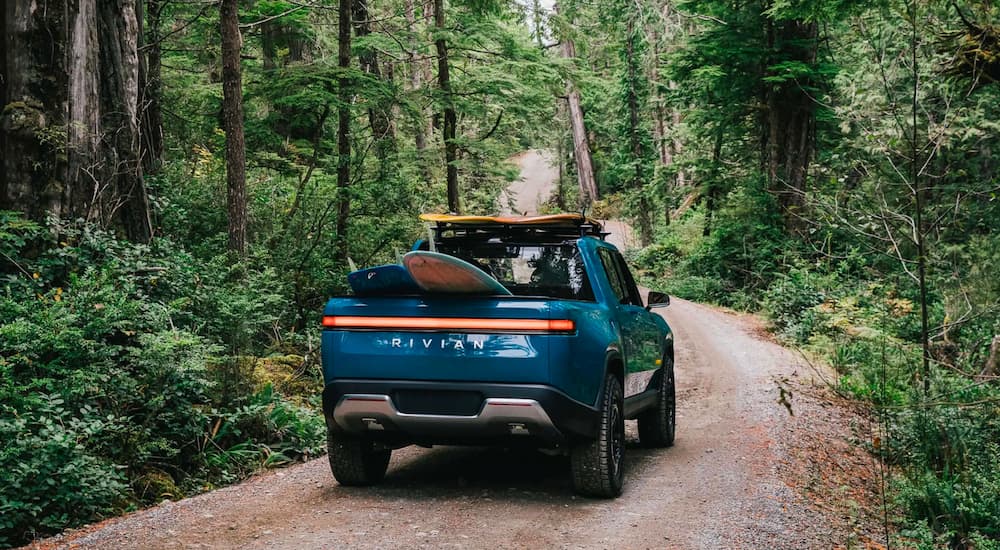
left=1, top=1, right=70, bottom=220
left=555, top=104, right=568, bottom=209
left=763, top=19, right=817, bottom=233
left=405, top=0, right=426, bottom=154
left=557, top=29, right=598, bottom=206
left=140, top=0, right=165, bottom=173
left=261, top=21, right=278, bottom=70
left=983, top=335, right=1000, bottom=378
left=434, top=0, right=459, bottom=213
left=353, top=0, right=397, bottom=182
left=703, top=125, right=724, bottom=237
left=650, top=30, right=670, bottom=168
left=221, top=0, right=247, bottom=254
left=624, top=18, right=652, bottom=246
left=98, top=0, right=152, bottom=241
left=672, top=88, right=686, bottom=188
left=2, top=0, right=151, bottom=241
left=335, top=0, right=353, bottom=261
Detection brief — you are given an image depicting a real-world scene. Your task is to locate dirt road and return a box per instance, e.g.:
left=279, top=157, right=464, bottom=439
left=35, top=153, right=883, bottom=549
left=38, top=299, right=881, bottom=549
left=500, top=150, right=637, bottom=251
left=499, top=150, right=557, bottom=216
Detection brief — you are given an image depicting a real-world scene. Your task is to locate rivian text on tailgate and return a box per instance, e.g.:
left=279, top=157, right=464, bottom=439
left=320, top=214, right=676, bottom=498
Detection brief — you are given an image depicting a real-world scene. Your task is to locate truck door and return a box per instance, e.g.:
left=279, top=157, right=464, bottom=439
left=597, top=248, right=660, bottom=398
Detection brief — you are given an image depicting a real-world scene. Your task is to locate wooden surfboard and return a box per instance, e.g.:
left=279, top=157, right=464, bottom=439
left=419, top=213, right=602, bottom=229
left=402, top=251, right=512, bottom=295
left=348, top=264, right=421, bottom=296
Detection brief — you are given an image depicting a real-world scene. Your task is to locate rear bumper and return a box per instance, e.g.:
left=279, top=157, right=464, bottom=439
left=322, top=380, right=600, bottom=447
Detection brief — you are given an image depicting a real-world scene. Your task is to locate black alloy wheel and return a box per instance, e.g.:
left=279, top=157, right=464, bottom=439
left=570, top=374, right=626, bottom=498
left=637, top=356, right=676, bottom=447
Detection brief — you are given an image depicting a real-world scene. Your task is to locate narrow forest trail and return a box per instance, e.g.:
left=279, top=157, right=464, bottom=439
left=33, top=153, right=885, bottom=549
left=499, top=150, right=558, bottom=216
left=499, top=149, right=638, bottom=250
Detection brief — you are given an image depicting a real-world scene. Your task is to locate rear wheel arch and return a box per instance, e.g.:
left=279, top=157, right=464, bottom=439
left=592, top=350, right=624, bottom=410
left=604, top=351, right=624, bottom=386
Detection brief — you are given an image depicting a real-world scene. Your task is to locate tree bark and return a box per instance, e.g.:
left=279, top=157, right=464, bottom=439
left=221, top=0, right=248, bottom=254
left=2, top=0, right=151, bottom=241
left=557, top=27, right=598, bottom=206
left=353, top=0, right=397, bottom=182
left=672, top=87, right=686, bottom=188
left=140, top=0, right=165, bottom=173
left=703, top=124, right=724, bottom=237
left=98, top=0, right=152, bottom=241
left=405, top=0, right=427, bottom=154
left=763, top=19, right=817, bottom=233
left=335, top=0, right=353, bottom=261
left=261, top=21, right=278, bottom=70
left=650, top=30, right=670, bottom=168
left=434, top=0, right=460, bottom=213
left=624, top=18, right=652, bottom=246
left=983, top=335, right=1000, bottom=378
left=1, top=1, right=70, bottom=220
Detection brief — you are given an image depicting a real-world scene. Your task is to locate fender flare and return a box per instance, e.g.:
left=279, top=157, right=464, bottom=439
left=594, top=344, right=624, bottom=408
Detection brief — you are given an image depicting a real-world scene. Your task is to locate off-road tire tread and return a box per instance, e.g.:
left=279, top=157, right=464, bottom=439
left=637, top=357, right=676, bottom=448
left=327, top=428, right=391, bottom=486
left=570, top=375, right=624, bottom=498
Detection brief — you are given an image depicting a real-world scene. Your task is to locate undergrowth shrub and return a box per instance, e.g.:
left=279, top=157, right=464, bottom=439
left=637, top=181, right=790, bottom=310
left=631, top=192, right=1000, bottom=546
left=0, top=214, right=324, bottom=548
left=0, top=399, right=126, bottom=547
left=761, top=267, right=827, bottom=343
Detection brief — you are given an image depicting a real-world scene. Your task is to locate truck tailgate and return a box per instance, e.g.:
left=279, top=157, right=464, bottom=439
left=321, top=296, right=568, bottom=384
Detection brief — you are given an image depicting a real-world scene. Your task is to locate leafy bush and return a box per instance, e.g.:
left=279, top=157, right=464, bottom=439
left=637, top=180, right=791, bottom=309
left=0, top=399, right=126, bottom=547
left=761, top=267, right=827, bottom=343
left=0, top=214, right=324, bottom=547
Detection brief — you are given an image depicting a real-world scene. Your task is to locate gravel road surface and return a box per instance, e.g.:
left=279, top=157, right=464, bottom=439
left=499, top=150, right=557, bottom=216
left=31, top=151, right=884, bottom=549
left=34, top=299, right=882, bottom=549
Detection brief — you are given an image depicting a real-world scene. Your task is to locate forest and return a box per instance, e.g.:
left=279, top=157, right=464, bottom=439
left=1, top=0, right=999, bottom=547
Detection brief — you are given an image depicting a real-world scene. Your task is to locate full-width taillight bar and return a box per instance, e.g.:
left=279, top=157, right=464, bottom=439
left=322, top=316, right=575, bottom=332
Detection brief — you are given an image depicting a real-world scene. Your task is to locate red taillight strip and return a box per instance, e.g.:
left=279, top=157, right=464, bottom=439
left=322, top=316, right=575, bottom=332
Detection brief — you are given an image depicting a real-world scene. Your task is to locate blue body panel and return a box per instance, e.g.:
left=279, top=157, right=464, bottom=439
left=321, top=236, right=672, bottom=412
left=347, top=264, right=420, bottom=296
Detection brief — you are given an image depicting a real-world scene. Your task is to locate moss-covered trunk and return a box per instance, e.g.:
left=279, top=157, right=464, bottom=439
left=763, top=19, right=817, bottom=234
left=1, top=0, right=152, bottom=241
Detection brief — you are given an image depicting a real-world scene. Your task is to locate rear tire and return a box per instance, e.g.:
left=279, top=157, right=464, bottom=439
left=637, top=357, right=676, bottom=448
left=570, top=374, right=625, bottom=498
left=327, top=427, right=391, bottom=486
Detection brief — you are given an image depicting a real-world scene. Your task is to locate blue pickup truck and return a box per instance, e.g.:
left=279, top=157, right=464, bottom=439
left=320, top=215, right=674, bottom=497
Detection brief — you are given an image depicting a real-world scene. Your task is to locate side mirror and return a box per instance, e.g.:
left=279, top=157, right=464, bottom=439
left=646, top=291, right=670, bottom=310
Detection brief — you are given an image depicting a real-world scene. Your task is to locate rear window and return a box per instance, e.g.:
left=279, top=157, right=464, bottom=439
left=438, top=243, right=595, bottom=301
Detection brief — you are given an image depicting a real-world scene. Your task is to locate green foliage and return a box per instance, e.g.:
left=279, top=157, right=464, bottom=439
left=761, top=267, right=826, bottom=343
left=892, top=395, right=1000, bottom=547
left=677, top=180, right=790, bottom=309
left=0, top=398, right=126, bottom=546
left=0, top=215, right=324, bottom=547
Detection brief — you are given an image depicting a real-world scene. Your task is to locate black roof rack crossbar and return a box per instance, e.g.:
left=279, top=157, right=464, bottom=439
left=430, top=222, right=607, bottom=243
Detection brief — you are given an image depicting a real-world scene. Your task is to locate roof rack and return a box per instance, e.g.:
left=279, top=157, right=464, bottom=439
left=420, top=213, right=607, bottom=242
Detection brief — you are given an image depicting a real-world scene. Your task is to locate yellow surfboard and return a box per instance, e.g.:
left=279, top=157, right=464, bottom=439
left=420, top=213, right=603, bottom=229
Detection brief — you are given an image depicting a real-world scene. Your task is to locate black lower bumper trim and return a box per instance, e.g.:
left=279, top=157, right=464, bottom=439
left=322, top=379, right=600, bottom=446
